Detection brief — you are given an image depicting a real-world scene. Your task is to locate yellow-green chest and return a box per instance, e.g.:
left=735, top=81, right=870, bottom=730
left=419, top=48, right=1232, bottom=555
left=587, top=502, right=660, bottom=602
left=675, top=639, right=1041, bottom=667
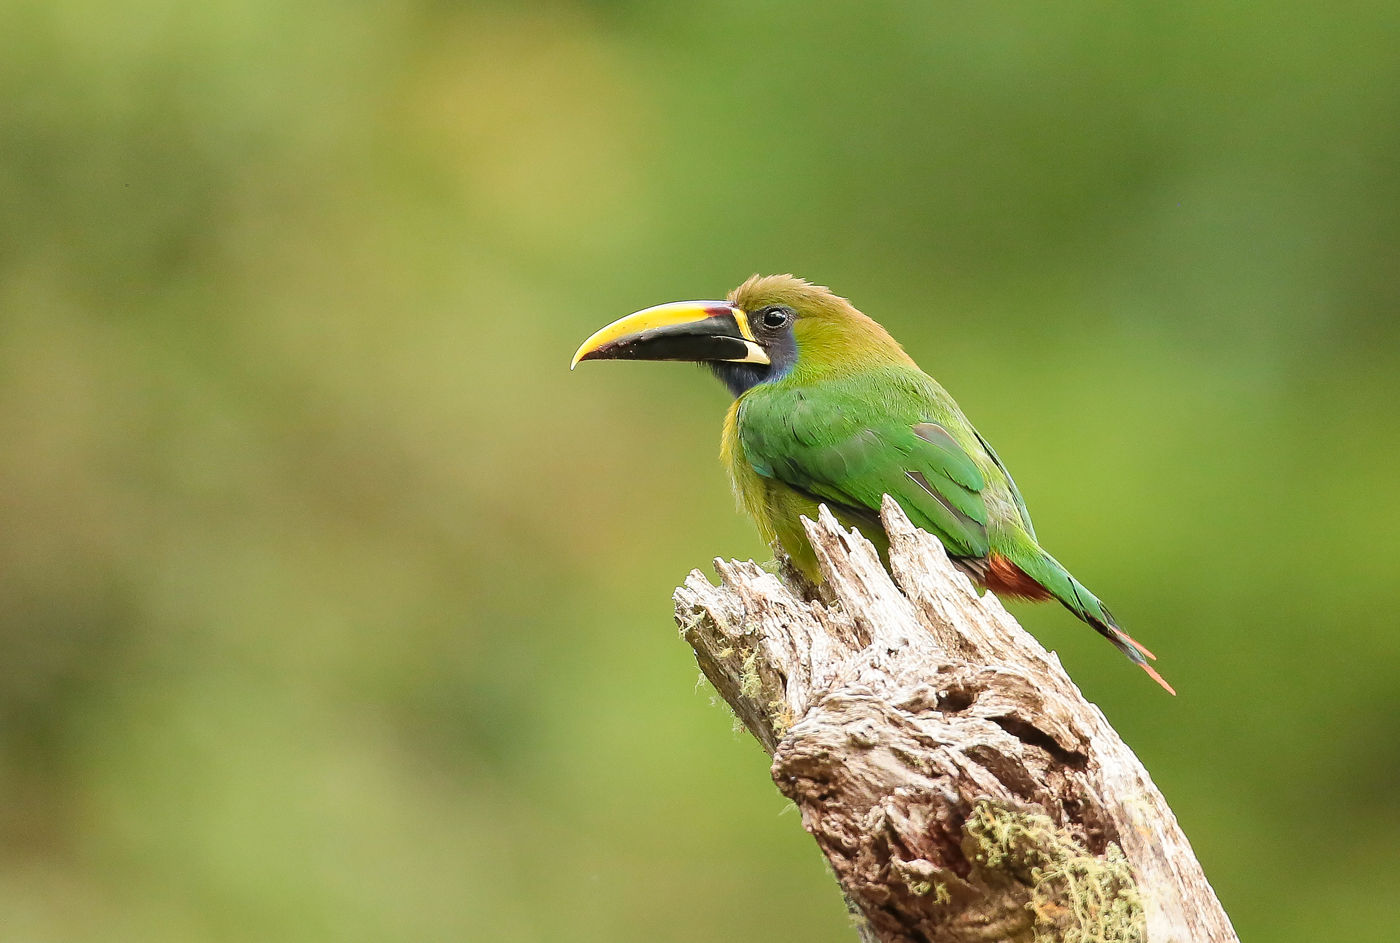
left=720, top=398, right=886, bottom=579
left=720, top=399, right=773, bottom=540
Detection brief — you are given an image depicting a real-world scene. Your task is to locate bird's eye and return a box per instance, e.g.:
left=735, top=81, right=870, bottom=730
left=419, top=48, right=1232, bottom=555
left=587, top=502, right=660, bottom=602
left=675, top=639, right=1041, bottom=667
left=760, top=307, right=790, bottom=329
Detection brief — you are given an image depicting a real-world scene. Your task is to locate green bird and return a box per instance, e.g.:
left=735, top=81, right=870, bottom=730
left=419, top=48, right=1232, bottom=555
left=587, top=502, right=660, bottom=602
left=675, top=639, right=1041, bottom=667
left=571, top=274, right=1172, bottom=693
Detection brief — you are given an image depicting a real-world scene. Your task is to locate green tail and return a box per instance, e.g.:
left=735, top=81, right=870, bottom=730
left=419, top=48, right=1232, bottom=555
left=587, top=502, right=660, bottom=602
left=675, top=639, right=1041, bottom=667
left=1007, top=545, right=1175, bottom=694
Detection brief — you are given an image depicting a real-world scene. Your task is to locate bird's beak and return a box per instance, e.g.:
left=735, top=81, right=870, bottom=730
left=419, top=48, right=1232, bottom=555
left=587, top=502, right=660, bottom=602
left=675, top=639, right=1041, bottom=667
left=570, top=301, right=770, bottom=370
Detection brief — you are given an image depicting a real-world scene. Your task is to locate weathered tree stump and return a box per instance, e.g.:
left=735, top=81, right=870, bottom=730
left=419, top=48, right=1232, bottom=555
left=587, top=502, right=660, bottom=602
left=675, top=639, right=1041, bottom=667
left=673, top=498, right=1237, bottom=943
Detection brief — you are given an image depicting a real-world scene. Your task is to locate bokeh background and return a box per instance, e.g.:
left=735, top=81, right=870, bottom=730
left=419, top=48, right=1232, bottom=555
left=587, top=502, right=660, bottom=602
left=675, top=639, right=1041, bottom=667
left=3, top=1, right=1398, bottom=940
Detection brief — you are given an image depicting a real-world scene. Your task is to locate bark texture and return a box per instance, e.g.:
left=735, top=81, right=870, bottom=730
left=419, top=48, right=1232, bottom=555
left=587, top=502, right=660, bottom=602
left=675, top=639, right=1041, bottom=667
left=673, top=499, right=1237, bottom=943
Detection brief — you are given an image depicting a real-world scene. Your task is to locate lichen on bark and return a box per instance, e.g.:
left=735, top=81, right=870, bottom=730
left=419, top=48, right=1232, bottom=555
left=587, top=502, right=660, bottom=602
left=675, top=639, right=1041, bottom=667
left=965, top=802, right=1143, bottom=943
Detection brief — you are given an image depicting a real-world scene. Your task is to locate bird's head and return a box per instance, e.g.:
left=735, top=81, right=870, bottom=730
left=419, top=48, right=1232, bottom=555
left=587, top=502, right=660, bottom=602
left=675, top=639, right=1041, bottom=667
left=571, top=274, right=913, bottom=396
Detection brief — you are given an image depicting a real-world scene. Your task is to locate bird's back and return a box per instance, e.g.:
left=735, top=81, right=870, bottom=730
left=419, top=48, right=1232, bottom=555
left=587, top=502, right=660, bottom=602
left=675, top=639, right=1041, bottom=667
left=729, top=363, right=1035, bottom=548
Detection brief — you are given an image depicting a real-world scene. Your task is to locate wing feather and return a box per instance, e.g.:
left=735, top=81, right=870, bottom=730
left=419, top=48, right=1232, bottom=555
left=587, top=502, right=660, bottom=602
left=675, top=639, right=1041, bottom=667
left=740, top=383, right=991, bottom=558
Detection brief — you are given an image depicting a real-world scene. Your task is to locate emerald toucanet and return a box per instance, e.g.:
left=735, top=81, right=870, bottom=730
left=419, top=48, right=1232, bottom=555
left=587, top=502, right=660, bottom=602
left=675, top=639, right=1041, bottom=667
left=571, top=275, right=1172, bottom=693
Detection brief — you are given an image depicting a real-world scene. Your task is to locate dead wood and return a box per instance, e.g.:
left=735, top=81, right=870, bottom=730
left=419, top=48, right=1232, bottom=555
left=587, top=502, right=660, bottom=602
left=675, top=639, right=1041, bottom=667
left=673, top=499, right=1237, bottom=943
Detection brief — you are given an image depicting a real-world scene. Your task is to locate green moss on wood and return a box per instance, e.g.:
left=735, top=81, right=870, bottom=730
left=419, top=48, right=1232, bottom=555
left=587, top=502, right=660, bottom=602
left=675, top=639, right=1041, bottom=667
left=966, top=801, right=1145, bottom=943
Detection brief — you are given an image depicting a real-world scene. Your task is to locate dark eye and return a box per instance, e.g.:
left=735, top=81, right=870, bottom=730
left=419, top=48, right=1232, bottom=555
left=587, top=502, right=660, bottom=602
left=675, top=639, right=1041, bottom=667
left=760, top=306, right=790, bottom=329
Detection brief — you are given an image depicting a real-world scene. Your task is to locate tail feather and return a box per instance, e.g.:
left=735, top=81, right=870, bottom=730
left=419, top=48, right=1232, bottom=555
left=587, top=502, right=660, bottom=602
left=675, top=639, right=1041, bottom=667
left=1085, top=602, right=1175, bottom=695
left=1000, top=546, right=1175, bottom=695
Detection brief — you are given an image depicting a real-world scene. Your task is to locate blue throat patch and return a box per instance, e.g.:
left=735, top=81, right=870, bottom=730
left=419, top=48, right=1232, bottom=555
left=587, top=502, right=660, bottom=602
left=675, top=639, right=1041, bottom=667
left=709, top=328, right=798, bottom=396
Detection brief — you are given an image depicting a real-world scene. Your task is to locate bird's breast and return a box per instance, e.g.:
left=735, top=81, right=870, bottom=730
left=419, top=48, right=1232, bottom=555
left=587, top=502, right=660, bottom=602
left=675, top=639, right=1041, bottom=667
left=720, top=399, right=765, bottom=524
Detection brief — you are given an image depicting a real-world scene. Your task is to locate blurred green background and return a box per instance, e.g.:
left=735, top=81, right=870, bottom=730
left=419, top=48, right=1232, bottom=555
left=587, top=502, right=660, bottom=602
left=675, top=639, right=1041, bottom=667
left=2, top=1, right=1397, bottom=940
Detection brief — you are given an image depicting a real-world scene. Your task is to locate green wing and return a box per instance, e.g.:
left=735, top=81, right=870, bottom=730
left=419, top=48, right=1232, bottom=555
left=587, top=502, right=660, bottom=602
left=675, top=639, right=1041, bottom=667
left=974, top=428, right=1036, bottom=541
left=739, top=380, right=991, bottom=558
